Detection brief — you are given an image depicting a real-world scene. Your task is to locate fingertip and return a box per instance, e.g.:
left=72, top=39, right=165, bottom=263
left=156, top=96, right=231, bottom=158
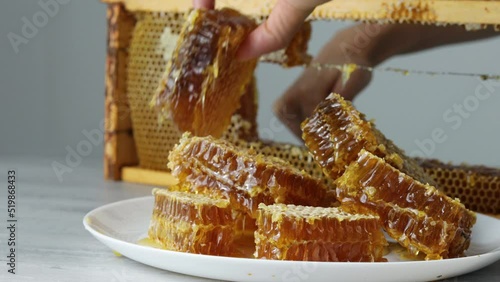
left=193, top=0, right=214, bottom=9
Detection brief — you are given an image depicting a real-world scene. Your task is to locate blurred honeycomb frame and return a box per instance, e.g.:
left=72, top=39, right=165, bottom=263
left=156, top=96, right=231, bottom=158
left=101, top=0, right=500, bottom=215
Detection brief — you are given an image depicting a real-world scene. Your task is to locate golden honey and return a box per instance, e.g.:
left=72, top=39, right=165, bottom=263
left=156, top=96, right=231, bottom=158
left=254, top=204, right=387, bottom=262
left=152, top=8, right=258, bottom=137
left=232, top=139, right=338, bottom=197
left=148, top=188, right=236, bottom=256
left=168, top=133, right=330, bottom=217
left=336, top=150, right=476, bottom=259
left=301, top=93, right=436, bottom=187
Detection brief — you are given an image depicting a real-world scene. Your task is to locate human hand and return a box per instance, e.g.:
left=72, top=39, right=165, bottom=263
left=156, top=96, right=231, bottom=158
left=273, top=23, right=375, bottom=138
left=193, top=0, right=331, bottom=60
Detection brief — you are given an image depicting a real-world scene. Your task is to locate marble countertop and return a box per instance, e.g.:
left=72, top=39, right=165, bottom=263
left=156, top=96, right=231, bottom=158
left=0, top=157, right=498, bottom=282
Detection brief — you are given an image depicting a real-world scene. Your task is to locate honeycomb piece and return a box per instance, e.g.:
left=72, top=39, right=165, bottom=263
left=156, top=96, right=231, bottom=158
left=168, top=133, right=329, bottom=217
left=148, top=188, right=236, bottom=256
left=254, top=204, right=387, bottom=262
left=230, top=139, right=338, bottom=206
left=336, top=150, right=476, bottom=259
left=416, top=158, right=500, bottom=214
left=152, top=8, right=258, bottom=137
left=284, top=21, right=312, bottom=66
left=221, top=76, right=259, bottom=143
left=301, top=93, right=437, bottom=186
left=156, top=185, right=257, bottom=256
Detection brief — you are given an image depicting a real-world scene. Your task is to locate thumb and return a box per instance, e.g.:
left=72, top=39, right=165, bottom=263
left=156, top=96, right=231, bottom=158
left=238, top=0, right=330, bottom=60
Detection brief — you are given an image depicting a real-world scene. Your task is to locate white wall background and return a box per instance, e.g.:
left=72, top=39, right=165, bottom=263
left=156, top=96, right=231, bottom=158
left=1, top=1, right=499, bottom=167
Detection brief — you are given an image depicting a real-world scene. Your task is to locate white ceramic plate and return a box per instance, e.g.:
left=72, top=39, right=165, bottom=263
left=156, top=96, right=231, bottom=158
left=83, top=196, right=500, bottom=282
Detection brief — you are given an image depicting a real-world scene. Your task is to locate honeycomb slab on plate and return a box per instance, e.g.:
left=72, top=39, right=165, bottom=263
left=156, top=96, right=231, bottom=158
left=168, top=133, right=330, bottom=217
left=148, top=188, right=237, bottom=256
left=336, top=150, right=476, bottom=259
left=255, top=203, right=387, bottom=262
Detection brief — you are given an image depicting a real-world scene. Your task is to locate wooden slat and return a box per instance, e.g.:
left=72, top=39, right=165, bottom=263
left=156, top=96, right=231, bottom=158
left=104, top=132, right=138, bottom=180
left=104, top=4, right=138, bottom=180
left=102, top=0, right=500, bottom=25
left=105, top=100, right=132, bottom=131
left=122, top=166, right=178, bottom=187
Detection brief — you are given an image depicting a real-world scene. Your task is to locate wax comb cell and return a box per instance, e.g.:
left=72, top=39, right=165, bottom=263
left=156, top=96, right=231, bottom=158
left=417, top=158, right=500, bottom=214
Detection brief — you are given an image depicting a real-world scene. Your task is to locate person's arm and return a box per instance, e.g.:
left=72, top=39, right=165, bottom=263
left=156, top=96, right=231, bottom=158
left=274, top=24, right=499, bottom=138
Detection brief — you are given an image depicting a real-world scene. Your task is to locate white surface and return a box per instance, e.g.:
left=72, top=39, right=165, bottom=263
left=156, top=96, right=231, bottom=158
left=84, top=196, right=500, bottom=282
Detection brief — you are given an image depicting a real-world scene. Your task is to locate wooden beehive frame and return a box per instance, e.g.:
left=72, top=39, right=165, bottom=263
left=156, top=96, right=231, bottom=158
left=104, top=4, right=137, bottom=180
left=102, top=1, right=500, bottom=216
left=104, top=4, right=181, bottom=186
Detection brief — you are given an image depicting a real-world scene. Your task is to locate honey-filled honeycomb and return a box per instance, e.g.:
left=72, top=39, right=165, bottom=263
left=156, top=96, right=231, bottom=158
left=233, top=139, right=334, bottom=187
left=417, top=158, right=500, bottom=214
left=164, top=184, right=257, bottom=247
left=301, top=93, right=436, bottom=186
left=148, top=188, right=237, bottom=256
left=254, top=204, right=387, bottom=262
left=233, top=211, right=257, bottom=237
left=152, top=8, right=258, bottom=137
left=336, top=150, right=476, bottom=259
left=231, top=139, right=339, bottom=207
left=168, top=133, right=329, bottom=217
left=226, top=77, right=259, bottom=142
